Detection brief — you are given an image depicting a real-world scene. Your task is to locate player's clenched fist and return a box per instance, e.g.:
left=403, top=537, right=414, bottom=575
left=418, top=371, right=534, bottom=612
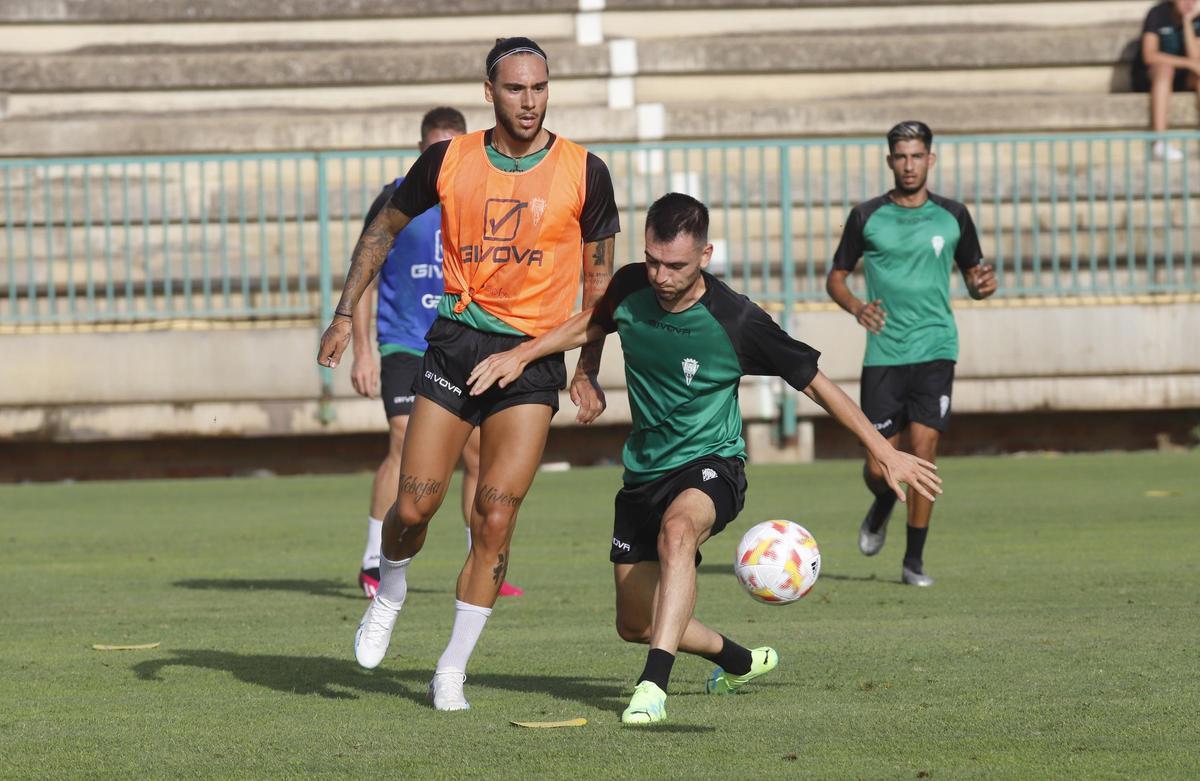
left=317, top=316, right=352, bottom=368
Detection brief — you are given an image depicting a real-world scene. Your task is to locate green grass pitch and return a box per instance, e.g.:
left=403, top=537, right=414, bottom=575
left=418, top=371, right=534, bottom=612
left=1, top=451, right=1197, bottom=779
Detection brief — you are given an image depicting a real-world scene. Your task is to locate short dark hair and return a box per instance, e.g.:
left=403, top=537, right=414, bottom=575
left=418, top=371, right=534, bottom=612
left=485, top=37, right=549, bottom=81
left=887, top=120, right=933, bottom=152
left=420, top=107, right=466, bottom=141
left=645, top=192, right=709, bottom=245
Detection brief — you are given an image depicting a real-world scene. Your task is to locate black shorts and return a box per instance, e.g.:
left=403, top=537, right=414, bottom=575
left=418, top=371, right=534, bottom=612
left=380, top=351, right=421, bottom=418
left=611, top=455, right=748, bottom=566
left=416, top=317, right=565, bottom=427
left=860, top=359, right=955, bottom=439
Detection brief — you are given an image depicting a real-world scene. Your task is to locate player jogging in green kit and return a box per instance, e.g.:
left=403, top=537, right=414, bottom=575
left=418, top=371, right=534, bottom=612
left=469, top=193, right=941, bottom=724
left=827, top=120, right=996, bottom=587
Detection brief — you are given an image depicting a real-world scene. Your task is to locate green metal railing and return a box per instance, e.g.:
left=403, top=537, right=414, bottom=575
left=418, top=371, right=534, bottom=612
left=3, top=132, right=1198, bottom=329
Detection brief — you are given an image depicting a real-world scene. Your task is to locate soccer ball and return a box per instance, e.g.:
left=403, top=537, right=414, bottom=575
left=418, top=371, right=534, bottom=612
left=734, top=520, right=821, bottom=604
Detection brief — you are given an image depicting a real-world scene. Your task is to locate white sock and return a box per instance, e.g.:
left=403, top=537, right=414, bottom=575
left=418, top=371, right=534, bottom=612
left=435, top=600, right=492, bottom=674
left=377, top=555, right=412, bottom=607
left=361, top=516, right=383, bottom=570
left=464, top=527, right=472, bottom=553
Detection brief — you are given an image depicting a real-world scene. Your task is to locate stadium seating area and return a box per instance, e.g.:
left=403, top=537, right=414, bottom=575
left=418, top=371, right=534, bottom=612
left=2, top=0, right=1198, bottom=472
left=0, top=0, right=1193, bottom=155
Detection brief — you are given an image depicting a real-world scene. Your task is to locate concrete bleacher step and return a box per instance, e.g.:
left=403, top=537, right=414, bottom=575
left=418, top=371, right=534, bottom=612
left=0, top=24, right=1135, bottom=111
left=4, top=94, right=1196, bottom=156
left=0, top=0, right=1149, bottom=51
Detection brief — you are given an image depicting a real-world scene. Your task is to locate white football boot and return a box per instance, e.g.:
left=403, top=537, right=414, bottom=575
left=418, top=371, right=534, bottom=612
left=429, top=671, right=471, bottom=711
left=354, top=596, right=401, bottom=669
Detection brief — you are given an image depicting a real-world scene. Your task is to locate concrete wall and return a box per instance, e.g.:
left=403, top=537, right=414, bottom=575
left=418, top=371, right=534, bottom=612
left=4, top=299, right=1197, bottom=447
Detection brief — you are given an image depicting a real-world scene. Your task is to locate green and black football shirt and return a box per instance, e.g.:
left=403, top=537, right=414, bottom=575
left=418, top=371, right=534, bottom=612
left=591, top=264, right=821, bottom=485
left=832, top=193, right=983, bottom=367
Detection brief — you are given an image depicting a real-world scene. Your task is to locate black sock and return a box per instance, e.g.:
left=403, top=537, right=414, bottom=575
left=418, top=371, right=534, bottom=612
left=864, top=464, right=897, bottom=533
left=698, top=635, right=753, bottom=676
left=904, top=525, right=928, bottom=571
left=637, top=648, right=676, bottom=692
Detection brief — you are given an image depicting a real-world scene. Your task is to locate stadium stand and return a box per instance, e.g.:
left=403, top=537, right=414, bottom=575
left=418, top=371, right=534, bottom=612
left=2, top=0, right=1198, bottom=478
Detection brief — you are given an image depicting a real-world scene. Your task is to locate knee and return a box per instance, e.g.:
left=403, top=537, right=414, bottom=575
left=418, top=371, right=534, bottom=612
left=656, top=515, right=697, bottom=563
left=615, top=613, right=651, bottom=644
left=471, top=506, right=516, bottom=552
left=865, top=459, right=887, bottom=484
left=394, top=501, right=432, bottom=532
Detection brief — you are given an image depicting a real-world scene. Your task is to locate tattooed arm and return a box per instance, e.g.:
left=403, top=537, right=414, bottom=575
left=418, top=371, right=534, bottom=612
left=317, top=205, right=411, bottom=369
left=570, top=235, right=615, bottom=424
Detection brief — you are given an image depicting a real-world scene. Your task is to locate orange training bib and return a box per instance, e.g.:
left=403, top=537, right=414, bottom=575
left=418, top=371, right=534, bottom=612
left=436, top=130, right=588, bottom=336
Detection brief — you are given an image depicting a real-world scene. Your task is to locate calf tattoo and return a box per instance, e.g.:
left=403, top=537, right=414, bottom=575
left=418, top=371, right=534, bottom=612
left=479, top=483, right=523, bottom=509
left=399, top=473, right=443, bottom=503
left=492, top=553, right=508, bottom=584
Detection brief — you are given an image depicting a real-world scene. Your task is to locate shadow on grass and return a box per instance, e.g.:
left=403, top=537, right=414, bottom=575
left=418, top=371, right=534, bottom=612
left=131, top=649, right=626, bottom=711
left=173, top=578, right=442, bottom=600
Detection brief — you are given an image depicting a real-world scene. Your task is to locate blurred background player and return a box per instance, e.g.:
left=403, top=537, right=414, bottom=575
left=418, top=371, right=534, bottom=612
left=467, top=193, right=941, bottom=724
left=827, top=120, right=996, bottom=587
left=1131, top=0, right=1200, bottom=160
left=317, top=37, right=619, bottom=711
left=349, top=106, right=523, bottom=600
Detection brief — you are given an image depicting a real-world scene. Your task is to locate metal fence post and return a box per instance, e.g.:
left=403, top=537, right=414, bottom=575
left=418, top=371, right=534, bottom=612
left=316, top=153, right=336, bottom=425
left=778, top=144, right=797, bottom=440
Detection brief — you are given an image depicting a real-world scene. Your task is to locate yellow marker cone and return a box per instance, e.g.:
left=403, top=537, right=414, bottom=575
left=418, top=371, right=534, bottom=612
left=510, top=718, right=587, bottom=729
left=92, top=642, right=161, bottom=651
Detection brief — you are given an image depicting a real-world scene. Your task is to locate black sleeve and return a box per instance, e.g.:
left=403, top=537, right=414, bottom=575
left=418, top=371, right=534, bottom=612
left=389, top=140, right=449, bottom=218
left=580, top=153, right=621, bottom=243
left=736, top=306, right=822, bottom=392
left=953, top=208, right=983, bottom=271
left=589, top=263, right=647, bottom=334
left=1143, top=4, right=1168, bottom=33
left=707, top=280, right=821, bottom=392
left=360, top=184, right=397, bottom=238
left=931, top=195, right=983, bottom=271
left=831, top=206, right=866, bottom=271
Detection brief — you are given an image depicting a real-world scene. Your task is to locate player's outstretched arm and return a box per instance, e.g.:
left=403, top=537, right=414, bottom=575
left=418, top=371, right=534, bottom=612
left=467, top=308, right=607, bottom=396
left=802, top=371, right=942, bottom=502
left=317, top=205, right=410, bottom=369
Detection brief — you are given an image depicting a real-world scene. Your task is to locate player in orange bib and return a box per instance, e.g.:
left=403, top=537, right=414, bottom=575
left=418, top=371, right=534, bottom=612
left=317, top=37, right=620, bottom=711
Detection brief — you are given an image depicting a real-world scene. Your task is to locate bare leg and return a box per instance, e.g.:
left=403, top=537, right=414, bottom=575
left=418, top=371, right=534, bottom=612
left=906, top=423, right=940, bottom=530
left=382, top=396, right=474, bottom=562
left=458, top=428, right=481, bottom=527
left=614, top=561, right=722, bottom=657
left=456, top=403, right=552, bottom=607
left=370, top=415, right=408, bottom=519
left=648, top=489, right=716, bottom=655
left=1150, top=63, right=1176, bottom=133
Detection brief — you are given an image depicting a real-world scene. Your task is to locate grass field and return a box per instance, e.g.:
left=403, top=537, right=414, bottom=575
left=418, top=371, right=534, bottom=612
left=1, top=451, right=1198, bottom=780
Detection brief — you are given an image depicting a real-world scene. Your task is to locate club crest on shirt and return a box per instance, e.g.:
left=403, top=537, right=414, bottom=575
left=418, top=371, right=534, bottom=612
left=682, top=358, right=699, bottom=386
left=530, top=197, right=547, bottom=225
left=931, top=235, right=945, bottom=258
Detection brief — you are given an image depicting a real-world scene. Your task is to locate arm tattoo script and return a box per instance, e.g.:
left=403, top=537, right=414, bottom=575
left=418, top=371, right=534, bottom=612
left=399, top=473, right=443, bottom=503
left=478, top=484, right=523, bottom=509
left=335, top=206, right=402, bottom=314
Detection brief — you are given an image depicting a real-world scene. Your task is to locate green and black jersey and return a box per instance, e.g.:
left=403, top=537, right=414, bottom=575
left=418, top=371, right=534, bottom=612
left=833, top=193, right=983, bottom=367
left=592, top=264, right=821, bottom=485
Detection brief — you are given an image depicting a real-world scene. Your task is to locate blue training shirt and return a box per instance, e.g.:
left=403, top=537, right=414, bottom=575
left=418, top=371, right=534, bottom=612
left=372, top=178, right=444, bottom=355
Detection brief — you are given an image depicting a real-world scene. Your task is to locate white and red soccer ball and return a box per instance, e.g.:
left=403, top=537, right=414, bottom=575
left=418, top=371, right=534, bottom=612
left=734, top=520, right=821, bottom=604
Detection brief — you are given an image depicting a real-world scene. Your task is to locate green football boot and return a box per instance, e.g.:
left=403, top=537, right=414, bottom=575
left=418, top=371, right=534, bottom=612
left=706, top=647, right=778, bottom=695
left=621, top=680, right=667, bottom=724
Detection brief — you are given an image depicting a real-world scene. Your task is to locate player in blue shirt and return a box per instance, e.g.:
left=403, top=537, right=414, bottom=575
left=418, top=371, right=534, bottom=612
left=349, top=107, right=523, bottom=599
